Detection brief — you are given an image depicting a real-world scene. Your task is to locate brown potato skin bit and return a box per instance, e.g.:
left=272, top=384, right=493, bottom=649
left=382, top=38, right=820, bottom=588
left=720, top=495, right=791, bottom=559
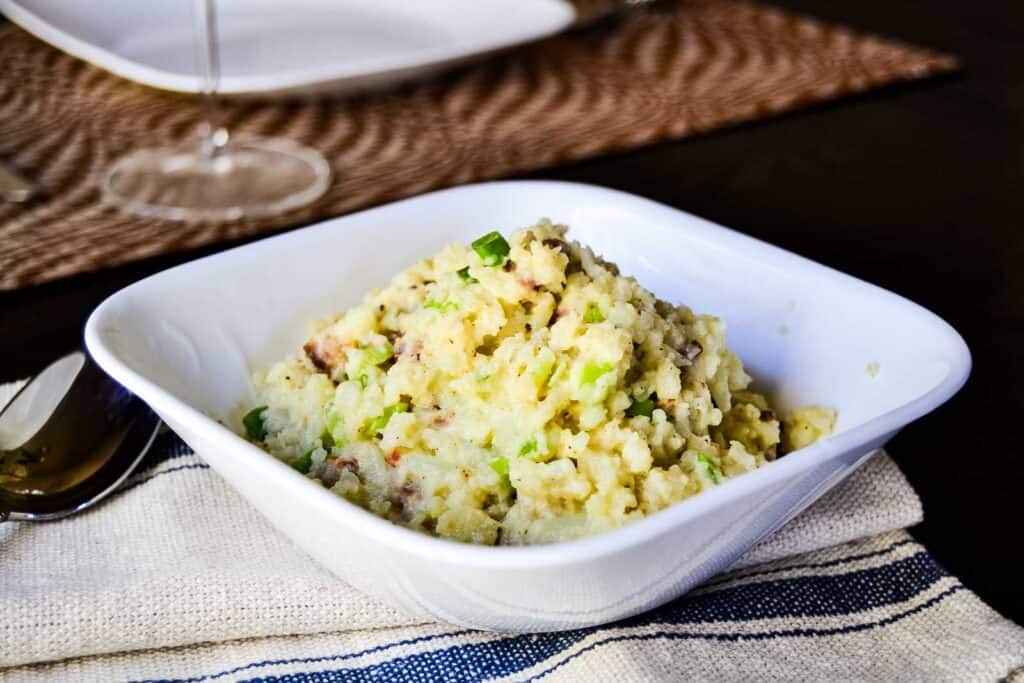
left=394, top=336, right=422, bottom=360
left=304, top=333, right=349, bottom=374
left=517, top=275, right=540, bottom=291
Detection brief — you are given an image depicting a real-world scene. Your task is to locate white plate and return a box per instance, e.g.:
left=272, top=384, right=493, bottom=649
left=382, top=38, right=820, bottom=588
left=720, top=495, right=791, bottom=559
left=85, top=181, right=970, bottom=631
left=0, top=0, right=576, bottom=96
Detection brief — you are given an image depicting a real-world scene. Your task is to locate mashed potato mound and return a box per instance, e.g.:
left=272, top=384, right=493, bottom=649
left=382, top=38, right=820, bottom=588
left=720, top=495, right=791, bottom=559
left=244, top=220, right=834, bottom=545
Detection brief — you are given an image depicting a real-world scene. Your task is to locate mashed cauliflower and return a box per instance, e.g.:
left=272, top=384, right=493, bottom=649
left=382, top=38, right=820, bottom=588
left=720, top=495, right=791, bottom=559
left=243, top=220, right=834, bottom=545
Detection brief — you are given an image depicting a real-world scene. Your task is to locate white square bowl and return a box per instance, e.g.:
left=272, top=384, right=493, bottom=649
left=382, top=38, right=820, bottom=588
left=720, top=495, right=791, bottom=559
left=85, top=181, right=970, bottom=632
left=0, top=0, right=575, bottom=96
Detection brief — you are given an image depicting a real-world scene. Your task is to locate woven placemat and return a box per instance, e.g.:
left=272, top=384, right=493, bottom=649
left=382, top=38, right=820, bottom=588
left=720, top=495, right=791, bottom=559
left=0, top=0, right=955, bottom=292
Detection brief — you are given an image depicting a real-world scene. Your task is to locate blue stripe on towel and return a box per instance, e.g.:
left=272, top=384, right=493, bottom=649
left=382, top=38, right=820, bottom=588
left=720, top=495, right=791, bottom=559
left=701, top=538, right=917, bottom=587
left=134, top=632, right=477, bottom=683
left=138, top=540, right=954, bottom=683
left=113, top=434, right=207, bottom=497
left=521, top=585, right=963, bottom=683
left=116, top=462, right=211, bottom=495
left=140, top=432, right=194, bottom=469
left=239, top=586, right=961, bottom=683
left=637, top=551, right=944, bottom=624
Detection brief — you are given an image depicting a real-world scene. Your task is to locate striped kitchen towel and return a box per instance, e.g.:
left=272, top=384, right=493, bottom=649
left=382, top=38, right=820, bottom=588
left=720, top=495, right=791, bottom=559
left=2, top=384, right=1023, bottom=681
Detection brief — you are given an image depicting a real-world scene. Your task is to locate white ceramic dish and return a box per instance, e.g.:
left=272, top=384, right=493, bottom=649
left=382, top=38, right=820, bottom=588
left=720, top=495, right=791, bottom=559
left=85, top=181, right=970, bottom=632
left=0, top=0, right=576, bottom=96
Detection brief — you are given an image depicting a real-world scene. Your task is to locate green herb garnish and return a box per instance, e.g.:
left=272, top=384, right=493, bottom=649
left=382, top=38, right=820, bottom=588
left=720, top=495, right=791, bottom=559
left=424, top=299, right=459, bottom=313
left=518, top=439, right=538, bottom=457
left=292, top=447, right=315, bottom=474
left=533, top=358, right=555, bottom=387
left=362, top=342, right=393, bottom=367
left=696, top=452, right=721, bottom=485
left=325, top=410, right=346, bottom=446
left=362, top=415, right=387, bottom=436
left=489, top=456, right=509, bottom=477
left=577, top=362, right=616, bottom=404
left=457, top=266, right=478, bottom=284
left=490, top=456, right=512, bottom=489
left=362, top=401, right=410, bottom=436
left=243, top=406, right=268, bottom=441
left=584, top=305, right=605, bottom=323
left=580, top=362, right=614, bottom=385
left=471, top=231, right=511, bottom=267
left=358, top=373, right=369, bottom=389
left=625, top=397, right=656, bottom=418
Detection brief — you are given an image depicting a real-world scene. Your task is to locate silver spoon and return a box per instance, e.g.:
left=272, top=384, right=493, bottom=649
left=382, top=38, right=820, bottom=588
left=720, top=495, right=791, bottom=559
left=0, top=351, right=161, bottom=522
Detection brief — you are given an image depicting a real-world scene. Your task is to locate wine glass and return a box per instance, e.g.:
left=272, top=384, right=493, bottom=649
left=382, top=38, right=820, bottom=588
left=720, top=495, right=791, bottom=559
left=101, top=0, right=330, bottom=221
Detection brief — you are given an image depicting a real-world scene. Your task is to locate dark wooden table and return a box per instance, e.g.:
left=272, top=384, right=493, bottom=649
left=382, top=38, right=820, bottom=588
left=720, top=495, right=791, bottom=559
left=2, top=0, right=1021, bottom=625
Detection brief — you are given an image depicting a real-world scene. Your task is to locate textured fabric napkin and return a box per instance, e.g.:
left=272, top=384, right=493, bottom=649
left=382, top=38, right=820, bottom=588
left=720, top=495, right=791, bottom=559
left=1, top=381, right=1022, bottom=681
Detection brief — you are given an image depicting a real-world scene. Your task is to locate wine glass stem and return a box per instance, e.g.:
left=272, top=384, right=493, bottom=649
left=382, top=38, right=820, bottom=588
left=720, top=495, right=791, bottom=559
left=193, top=0, right=228, bottom=158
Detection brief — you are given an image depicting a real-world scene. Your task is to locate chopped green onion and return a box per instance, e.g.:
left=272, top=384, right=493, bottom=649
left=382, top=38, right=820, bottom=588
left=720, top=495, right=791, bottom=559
left=363, top=342, right=393, bottom=367
left=362, top=401, right=410, bottom=436
left=325, top=411, right=346, bottom=446
left=584, top=305, right=605, bottom=323
left=424, top=299, right=459, bottom=313
left=696, top=452, right=721, bottom=485
left=243, top=406, right=267, bottom=441
left=518, top=439, right=538, bottom=457
left=580, top=362, right=614, bottom=385
left=548, top=361, right=567, bottom=386
left=457, top=266, right=478, bottom=284
left=358, top=373, right=369, bottom=389
left=533, top=358, right=555, bottom=387
left=576, top=362, right=616, bottom=404
left=362, top=415, right=387, bottom=436
left=471, top=231, right=511, bottom=267
left=489, top=456, right=509, bottom=477
left=626, top=397, right=656, bottom=418
left=292, top=447, right=315, bottom=474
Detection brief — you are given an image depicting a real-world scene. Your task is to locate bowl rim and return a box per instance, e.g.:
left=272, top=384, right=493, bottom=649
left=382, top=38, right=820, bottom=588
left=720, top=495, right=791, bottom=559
left=0, top=0, right=576, bottom=95
left=85, top=179, right=972, bottom=569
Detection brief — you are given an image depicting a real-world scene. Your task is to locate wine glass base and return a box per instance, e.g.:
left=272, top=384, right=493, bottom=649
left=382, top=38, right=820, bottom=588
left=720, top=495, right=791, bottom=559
left=102, top=137, right=330, bottom=222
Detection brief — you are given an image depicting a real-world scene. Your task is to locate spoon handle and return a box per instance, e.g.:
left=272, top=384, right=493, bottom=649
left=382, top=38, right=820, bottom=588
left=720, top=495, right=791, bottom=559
left=0, top=509, right=28, bottom=522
